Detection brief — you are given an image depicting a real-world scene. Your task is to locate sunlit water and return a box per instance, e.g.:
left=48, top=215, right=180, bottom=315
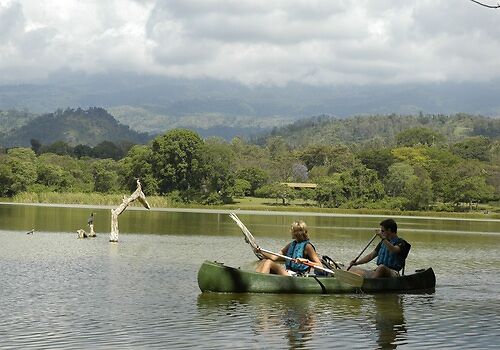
left=0, top=204, right=499, bottom=349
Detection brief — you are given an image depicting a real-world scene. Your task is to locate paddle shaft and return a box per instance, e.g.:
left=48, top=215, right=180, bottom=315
left=260, top=248, right=363, bottom=287
left=259, top=247, right=335, bottom=274
left=347, top=233, right=379, bottom=271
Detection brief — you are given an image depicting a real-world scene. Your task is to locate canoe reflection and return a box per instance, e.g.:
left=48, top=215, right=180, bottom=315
left=196, top=292, right=430, bottom=349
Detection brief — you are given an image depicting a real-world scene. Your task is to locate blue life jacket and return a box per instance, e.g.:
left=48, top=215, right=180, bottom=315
left=376, top=237, right=410, bottom=272
left=285, top=240, right=311, bottom=273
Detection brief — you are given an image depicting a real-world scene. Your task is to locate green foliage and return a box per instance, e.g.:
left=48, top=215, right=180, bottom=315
left=73, top=144, right=93, bottom=158
left=236, top=167, right=269, bottom=195
left=357, top=148, right=396, bottom=179
left=202, top=138, right=236, bottom=203
left=395, top=127, right=445, bottom=147
left=314, top=175, right=347, bottom=208
left=91, top=159, right=121, bottom=193
left=403, top=175, right=433, bottom=210
left=299, top=145, right=335, bottom=170
left=2, top=148, right=38, bottom=195
left=233, top=178, right=251, bottom=197
left=92, top=141, right=124, bottom=160
left=37, top=153, right=93, bottom=193
left=450, top=136, right=492, bottom=161
left=0, top=112, right=498, bottom=213
left=41, top=140, right=73, bottom=156
left=339, top=164, right=385, bottom=202
left=119, top=145, right=158, bottom=195
left=0, top=160, right=14, bottom=196
left=271, top=113, right=499, bottom=148
left=255, top=183, right=296, bottom=205
left=384, top=162, right=415, bottom=197
left=151, top=129, right=206, bottom=196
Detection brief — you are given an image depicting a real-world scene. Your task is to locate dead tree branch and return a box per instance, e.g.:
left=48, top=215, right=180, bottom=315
left=470, top=0, right=500, bottom=8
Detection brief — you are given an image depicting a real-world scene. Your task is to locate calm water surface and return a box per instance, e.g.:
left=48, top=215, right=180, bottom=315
left=0, top=204, right=499, bottom=349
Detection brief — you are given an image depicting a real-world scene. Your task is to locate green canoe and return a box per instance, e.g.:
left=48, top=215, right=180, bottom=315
left=197, top=260, right=436, bottom=294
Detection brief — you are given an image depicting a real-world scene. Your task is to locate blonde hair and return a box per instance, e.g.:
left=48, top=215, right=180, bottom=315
left=291, top=220, right=309, bottom=242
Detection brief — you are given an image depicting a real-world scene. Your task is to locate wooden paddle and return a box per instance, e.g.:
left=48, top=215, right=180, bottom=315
left=347, top=233, right=379, bottom=271
left=259, top=247, right=364, bottom=287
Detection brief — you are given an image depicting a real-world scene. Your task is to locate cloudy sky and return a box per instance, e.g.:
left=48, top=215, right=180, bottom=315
left=1, top=0, right=499, bottom=87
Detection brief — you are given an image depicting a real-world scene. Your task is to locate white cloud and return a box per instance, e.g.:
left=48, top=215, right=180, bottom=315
left=0, top=0, right=499, bottom=85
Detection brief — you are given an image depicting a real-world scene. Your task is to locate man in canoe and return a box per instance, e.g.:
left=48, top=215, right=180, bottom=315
left=348, top=218, right=411, bottom=278
left=255, top=220, right=323, bottom=276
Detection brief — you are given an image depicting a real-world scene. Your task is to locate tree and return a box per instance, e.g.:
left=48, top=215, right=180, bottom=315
left=119, top=145, right=158, bottom=195
left=299, top=145, right=336, bottom=170
left=314, top=175, right=346, bottom=208
left=30, top=139, right=42, bottom=155
left=0, top=160, right=14, bottom=196
left=37, top=153, right=93, bottom=193
left=73, top=144, right=93, bottom=158
left=339, top=164, right=385, bottom=203
left=266, top=136, right=289, bottom=161
left=236, top=167, right=269, bottom=196
left=151, top=129, right=206, bottom=198
left=266, top=136, right=296, bottom=181
left=36, top=163, right=71, bottom=191
left=395, top=127, right=445, bottom=147
left=451, top=136, right=492, bottom=161
left=202, top=138, right=236, bottom=203
left=4, top=148, right=37, bottom=195
left=42, top=141, right=73, bottom=156
left=357, top=148, right=396, bottom=179
left=92, top=159, right=120, bottom=193
left=384, top=162, right=415, bottom=197
left=255, top=183, right=296, bottom=205
left=436, top=162, right=494, bottom=207
left=233, top=178, right=251, bottom=197
left=92, top=141, right=124, bottom=160
left=403, top=176, right=433, bottom=210
left=456, top=176, right=495, bottom=208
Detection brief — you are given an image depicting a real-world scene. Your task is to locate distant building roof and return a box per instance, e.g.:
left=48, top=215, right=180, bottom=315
left=282, top=182, right=318, bottom=189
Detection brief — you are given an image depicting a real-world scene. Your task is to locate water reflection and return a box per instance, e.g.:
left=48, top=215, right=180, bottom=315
left=254, top=296, right=315, bottom=350
left=372, top=294, right=407, bottom=349
left=196, top=292, right=427, bottom=349
left=197, top=293, right=317, bottom=349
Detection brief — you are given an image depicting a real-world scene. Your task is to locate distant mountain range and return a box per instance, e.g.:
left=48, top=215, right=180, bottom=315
left=1, top=73, right=499, bottom=147
left=0, top=105, right=498, bottom=150
left=0, top=107, right=149, bottom=147
left=0, top=73, right=499, bottom=139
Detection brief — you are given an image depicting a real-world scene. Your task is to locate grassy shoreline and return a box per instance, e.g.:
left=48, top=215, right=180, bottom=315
left=2, top=192, right=499, bottom=220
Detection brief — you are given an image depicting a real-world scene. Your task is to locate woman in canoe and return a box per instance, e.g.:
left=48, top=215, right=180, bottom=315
left=255, top=220, right=323, bottom=276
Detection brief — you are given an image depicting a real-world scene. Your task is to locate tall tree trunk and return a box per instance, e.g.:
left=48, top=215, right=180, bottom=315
left=109, top=179, right=151, bottom=242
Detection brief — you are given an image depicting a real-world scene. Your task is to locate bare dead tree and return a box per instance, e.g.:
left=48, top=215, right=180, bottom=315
left=470, top=0, right=500, bottom=8
left=109, top=179, right=151, bottom=242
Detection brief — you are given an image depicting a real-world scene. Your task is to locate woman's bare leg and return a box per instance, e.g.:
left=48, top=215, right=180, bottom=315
left=256, top=259, right=288, bottom=275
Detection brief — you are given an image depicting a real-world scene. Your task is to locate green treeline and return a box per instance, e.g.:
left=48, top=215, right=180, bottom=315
left=0, top=114, right=499, bottom=212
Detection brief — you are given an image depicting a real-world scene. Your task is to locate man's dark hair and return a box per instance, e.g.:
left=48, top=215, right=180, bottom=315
left=380, top=218, right=397, bottom=233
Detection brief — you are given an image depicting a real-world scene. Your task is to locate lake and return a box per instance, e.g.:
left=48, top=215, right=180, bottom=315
left=0, top=203, right=499, bottom=349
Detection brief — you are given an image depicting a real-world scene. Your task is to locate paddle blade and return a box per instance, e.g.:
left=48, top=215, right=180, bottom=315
left=334, top=269, right=364, bottom=288
left=229, top=213, right=264, bottom=260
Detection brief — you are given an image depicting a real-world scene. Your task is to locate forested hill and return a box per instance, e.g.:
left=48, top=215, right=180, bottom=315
left=0, top=107, right=150, bottom=147
left=260, top=113, right=500, bottom=148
